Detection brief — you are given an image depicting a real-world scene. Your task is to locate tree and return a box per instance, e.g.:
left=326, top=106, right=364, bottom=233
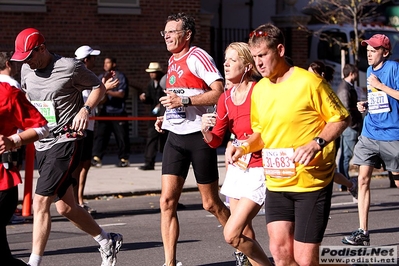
left=303, top=0, right=390, bottom=67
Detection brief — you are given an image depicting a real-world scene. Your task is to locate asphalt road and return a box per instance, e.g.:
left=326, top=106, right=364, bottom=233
left=7, top=177, right=399, bottom=266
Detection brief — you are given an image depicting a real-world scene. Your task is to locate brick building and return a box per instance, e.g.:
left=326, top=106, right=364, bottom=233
left=0, top=0, right=310, bottom=153
left=0, top=0, right=217, bottom=153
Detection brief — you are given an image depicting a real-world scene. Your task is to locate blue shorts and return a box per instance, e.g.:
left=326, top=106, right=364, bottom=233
left=35, top=141, right=82, bottom=200
left=162, top=131, right=219, bottom=184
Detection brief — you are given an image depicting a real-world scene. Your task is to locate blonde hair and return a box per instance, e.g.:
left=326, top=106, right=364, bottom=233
left=225, top=42, right=260, bottom=79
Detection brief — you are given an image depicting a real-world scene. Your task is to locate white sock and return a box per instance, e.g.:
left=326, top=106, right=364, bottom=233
left=28, top=253, right=42, bottom=266
left=93, top=229, right=109, bottom=248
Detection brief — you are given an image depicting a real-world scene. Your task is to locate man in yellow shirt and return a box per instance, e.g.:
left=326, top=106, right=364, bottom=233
left=226, top=23, right=350, bottom=265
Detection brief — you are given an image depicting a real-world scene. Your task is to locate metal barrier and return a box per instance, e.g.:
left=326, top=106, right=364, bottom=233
left=22, top=116, right=157, bottom=216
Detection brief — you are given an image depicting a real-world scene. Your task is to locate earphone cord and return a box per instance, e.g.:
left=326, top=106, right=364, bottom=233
left=216, top=70, right=247, bottom=121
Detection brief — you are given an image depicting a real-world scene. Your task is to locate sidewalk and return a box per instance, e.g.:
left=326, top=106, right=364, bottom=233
left=17, top=149, right=227, bottom=201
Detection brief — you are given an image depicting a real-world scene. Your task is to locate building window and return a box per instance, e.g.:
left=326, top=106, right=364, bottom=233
left=0, top=0, right=46, bottom=12
left=98, top=0, right=141, bottom=15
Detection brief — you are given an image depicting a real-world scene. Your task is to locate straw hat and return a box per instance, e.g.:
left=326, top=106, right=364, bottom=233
left=146, top=62, right=163, bottom=72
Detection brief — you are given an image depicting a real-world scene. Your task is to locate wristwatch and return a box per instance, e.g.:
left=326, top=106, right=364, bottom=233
left=181, top=96, right=191, bottom=107
left=313, top=137, right=327, bottom=148
left=83, top=105, right=92, bottom=113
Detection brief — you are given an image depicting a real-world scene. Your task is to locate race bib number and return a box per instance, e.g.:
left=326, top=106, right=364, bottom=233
left=367, top=91, right=390, bottom=114
left=165, top=107, right=186, bottom=124
left=232, top=139, right=251, bottom=170
left=31, top=101, right=57, bottom=124
left=262, top=148, right=296, bottom=178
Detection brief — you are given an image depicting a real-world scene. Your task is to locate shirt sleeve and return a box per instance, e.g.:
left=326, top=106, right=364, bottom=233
left=312, top=81, right=350, bottom=123
left=73, top=60, right=102, bottom=91
left=206, top=92, right=229, bottom=148
left=187, top=47, right=223, bottom=87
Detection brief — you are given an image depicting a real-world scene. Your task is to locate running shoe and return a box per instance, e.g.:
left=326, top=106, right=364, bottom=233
left=91, top=156, right=102, bottom=168
left=349, top=178, right=358, bottom=199
left=117, top=159, right=129, bottom=167
left=99, top=233, right=123, bottom=266
left=234, top=251, right=252, bottom=266
left=342, top=228, right=370, bottom=246
left=79, top=203, right=97, bottom=214
left=162, top=261, right=182, bottom=266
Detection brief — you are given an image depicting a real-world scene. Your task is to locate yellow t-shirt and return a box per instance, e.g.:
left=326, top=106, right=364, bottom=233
left=251, top=67, right=349, bottom=192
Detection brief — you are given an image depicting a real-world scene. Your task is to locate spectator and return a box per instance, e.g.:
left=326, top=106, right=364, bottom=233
left=336, top=64, right=362, bottom=191
left=72, top=45, right=119, bottom=214
left=139, top=62, right=168, bottom=170
left=92, top=57, right=130, bottom=168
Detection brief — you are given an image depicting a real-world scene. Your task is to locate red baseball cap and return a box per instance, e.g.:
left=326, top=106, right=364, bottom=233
left=11, top=28, right=45, bottom=61
left=361, top=34, right=391, bottom=51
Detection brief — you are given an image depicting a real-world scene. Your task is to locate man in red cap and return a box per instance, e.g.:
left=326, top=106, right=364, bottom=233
left=342, top=33, right=399, bottom=246
left=11, top=28, right=123, bottom=266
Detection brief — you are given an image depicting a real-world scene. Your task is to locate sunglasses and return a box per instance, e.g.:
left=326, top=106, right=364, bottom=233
left=24, top=45, right=40, bottom=62
left=249, top=31, right=269, bottom=38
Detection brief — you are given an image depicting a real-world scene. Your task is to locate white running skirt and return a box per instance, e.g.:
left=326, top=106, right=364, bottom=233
left=220, top=165, right=266, bottom=205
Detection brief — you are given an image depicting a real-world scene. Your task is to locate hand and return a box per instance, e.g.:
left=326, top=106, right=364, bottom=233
left=155, top=116, right=164, bottom=133
left=0, top=135, right=13, bottom=154
left=201, top=113, right=216, bottom=133
left=71, top=108, right=89, bottom=131
left=290, top=141, right=320, bottom=166
left=104, top=77, right=119, bottom=91
left=225, top=144, right=244, bottom=165
left=103, top=70, right=116, bottom=82
left=357, top=101, right=368, bottom=113
left=367, top=73, right=382, bottom=90
left=139, top=93, right=146, bottom=101
left=160, top=90, right=182, bottom=109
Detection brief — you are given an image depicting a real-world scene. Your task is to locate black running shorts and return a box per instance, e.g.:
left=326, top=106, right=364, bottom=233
left=162, top=131, right=219, bottom=184
left=35, top=141, right=82, bottom=200
left=265, top=180, right=333, bottom=243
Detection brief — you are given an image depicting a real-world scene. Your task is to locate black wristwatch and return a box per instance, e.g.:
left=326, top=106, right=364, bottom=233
left=181, top=96, right=191, bottom=107
left=83, top=105, right=92, bottom=113
left=313, top=137, right=327, bottom=148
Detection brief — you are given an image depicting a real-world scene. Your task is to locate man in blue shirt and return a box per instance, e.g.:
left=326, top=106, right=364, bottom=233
left=343, top=34, right=399, bottom=246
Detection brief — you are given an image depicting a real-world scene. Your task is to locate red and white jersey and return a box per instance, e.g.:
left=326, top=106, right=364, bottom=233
left=162, top=46, right=223, bottom=134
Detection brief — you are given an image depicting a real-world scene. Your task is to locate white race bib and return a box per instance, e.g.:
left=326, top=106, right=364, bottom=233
left=165, top=106, right=187, bottom=124
left=232, top=139, right=252, bottom=170
left=367, top=91, right=390, bottom=114
left=262, top=148, right=296, bottom=178
left=31, top=101, right=57, bottom=127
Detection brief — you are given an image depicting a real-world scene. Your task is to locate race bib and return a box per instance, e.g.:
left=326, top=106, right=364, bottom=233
left=232, top=139, right=251, bottom=170
left=367, top=91, right=390, bottom=114
left=165, top=106, right=186, bottom=124
left=31, top=101, right=57, bottom=126
left=262, top=148, right=296, bottom=178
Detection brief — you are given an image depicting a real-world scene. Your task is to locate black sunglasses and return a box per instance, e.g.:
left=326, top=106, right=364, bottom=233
left=24, top=45, right=41, bottom=62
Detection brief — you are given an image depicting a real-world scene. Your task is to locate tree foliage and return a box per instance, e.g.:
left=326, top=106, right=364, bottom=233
left=304, top=0, right=390, bottom=65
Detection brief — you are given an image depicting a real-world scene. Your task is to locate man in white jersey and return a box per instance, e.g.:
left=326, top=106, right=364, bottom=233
left=155, top=13, right=230, bottom=266
left=11, top=28, right=123, bottom=266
